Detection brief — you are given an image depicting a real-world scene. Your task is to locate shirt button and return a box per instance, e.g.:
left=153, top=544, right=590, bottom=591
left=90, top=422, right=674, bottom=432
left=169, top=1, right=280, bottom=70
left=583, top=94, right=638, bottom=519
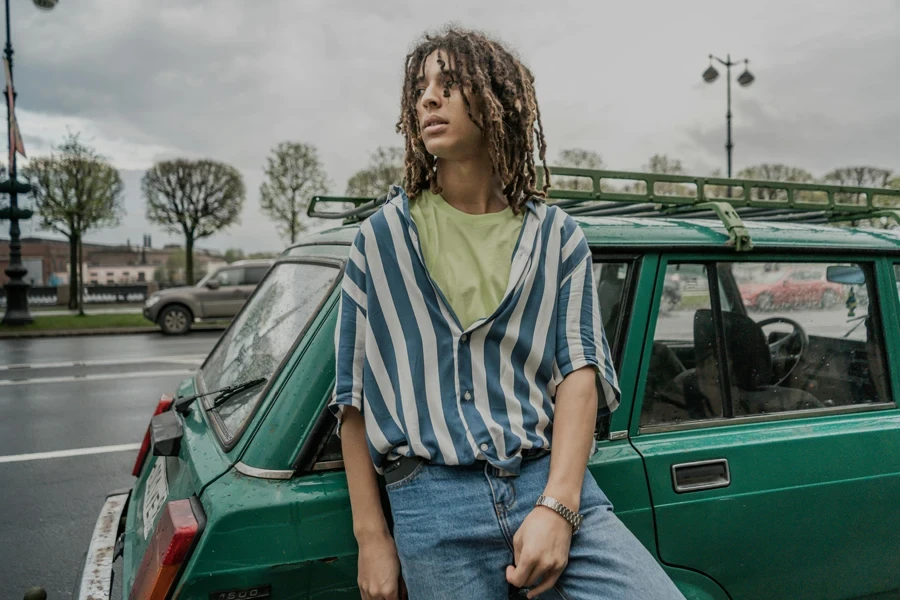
left=480, top=443, right=489, bottom=452
left=463, top=391, right=472, bottom=401
left=460, top=334, right=468, bottom=343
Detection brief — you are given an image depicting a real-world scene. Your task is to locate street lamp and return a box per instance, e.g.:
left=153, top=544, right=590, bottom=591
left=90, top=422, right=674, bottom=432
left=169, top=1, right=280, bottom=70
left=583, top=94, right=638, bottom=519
left=703, top=54, right=755, bottom=187
left=1, top=0, right=57, bottom=325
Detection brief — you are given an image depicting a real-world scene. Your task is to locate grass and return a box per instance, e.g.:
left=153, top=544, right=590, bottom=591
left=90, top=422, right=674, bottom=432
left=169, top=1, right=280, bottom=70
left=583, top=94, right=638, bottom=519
left=0, top=313, right=152, bottom=332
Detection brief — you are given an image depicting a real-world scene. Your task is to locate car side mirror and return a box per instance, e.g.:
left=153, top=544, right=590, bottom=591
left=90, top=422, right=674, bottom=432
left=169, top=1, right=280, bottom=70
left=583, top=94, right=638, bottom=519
left=205, top=280, right=220, bottom=290
left=826, top=265, right=865, bottom=286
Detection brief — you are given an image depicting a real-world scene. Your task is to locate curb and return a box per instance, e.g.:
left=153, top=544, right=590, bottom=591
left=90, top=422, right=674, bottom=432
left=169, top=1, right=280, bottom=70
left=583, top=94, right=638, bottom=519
left=0, top=325, right=227, bottom=339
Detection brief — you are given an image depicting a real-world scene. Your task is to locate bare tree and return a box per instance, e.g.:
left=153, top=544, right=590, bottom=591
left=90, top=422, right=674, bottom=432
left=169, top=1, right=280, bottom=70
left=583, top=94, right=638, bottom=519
left=631, top=154, right=687, bottom=196
left=553, top=148, right=604, bottom=192
left=644, top=154, right=685, bottom=175
left=346, top=147, right=404, bottom=196
left=823, top=166, right=895, bottom=227
left=259, top=142, right=329, bottom=244
left=735, top=164, right=815, bottom=201
left=23, top=133, right=124, bottom=311
left=143, top=159, right=244, bottom=284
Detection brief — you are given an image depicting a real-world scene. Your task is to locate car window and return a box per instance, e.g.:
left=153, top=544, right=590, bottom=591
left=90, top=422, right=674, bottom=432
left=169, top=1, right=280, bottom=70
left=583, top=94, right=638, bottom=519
left=244, top=265, right=270, bottom=285
left=201, top=261, right=340, bottom=443
left=215, top=267, right=244, bottom=287
left=725, top=261, right=885, bottom=415
left=642, top=260, right=890, bottom=429
left=592, top=261, right=632, bottom=363
left=894, top=264, right=900, bottom=301
left=641, top=263, right=725, bottom=426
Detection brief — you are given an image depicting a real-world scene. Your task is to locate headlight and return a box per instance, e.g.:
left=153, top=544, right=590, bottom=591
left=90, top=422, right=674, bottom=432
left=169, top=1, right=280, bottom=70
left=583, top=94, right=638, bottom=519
left=145, top=295, right=161, bottom=308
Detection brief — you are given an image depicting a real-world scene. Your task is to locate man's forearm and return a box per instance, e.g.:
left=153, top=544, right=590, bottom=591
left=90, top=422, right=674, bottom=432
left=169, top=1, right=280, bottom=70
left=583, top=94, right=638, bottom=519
left=340, top=407, right=391, bottom=542
left=543, top=366, right=599, bottom=512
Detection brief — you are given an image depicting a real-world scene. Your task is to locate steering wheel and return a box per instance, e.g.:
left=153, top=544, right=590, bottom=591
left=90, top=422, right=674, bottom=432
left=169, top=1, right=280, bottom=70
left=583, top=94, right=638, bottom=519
left=756, top=316, right=809, bottom=386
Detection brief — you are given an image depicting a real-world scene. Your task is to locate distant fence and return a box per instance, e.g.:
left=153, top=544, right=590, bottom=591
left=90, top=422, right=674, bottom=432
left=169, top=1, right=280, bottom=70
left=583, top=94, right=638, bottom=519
left=0, top=285, right=58, bottom=306
left=0, top=283, right=150, bottom=307
left=83, top=284, right=149, bottom=303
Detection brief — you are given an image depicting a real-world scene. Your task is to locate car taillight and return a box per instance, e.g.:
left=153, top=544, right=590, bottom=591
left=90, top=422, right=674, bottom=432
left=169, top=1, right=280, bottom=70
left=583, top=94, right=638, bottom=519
left=130, top=498, right=201, bottom=600
left=132, top=394, right=175, bottom=476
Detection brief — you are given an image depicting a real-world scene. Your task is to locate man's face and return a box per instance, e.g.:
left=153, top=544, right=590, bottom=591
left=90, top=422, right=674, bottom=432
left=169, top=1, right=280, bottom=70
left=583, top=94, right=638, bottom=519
left=415, top=50, right=485, bottom=160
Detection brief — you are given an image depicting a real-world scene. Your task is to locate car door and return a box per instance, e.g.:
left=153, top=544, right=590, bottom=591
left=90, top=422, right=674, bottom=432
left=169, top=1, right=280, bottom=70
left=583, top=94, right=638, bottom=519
left=632, top=255, right=900, bottom=600
left=240, top=265, right=270, bottom=304
left=201, top=267, right=246, bottom=317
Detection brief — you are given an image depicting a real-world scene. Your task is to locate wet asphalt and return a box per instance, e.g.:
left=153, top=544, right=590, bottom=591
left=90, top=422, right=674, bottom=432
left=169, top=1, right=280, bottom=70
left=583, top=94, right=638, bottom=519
left=0, top=332, right=221, bottom=599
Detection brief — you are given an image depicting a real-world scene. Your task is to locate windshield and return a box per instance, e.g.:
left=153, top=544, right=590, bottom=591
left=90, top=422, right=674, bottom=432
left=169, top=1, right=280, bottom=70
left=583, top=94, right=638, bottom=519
left=201, top=260, right=340, bottom=441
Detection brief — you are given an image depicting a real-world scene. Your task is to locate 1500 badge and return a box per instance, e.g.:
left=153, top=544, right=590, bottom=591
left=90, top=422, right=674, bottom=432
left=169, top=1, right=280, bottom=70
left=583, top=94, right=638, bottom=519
left=210, top=585, right=271, bottom=600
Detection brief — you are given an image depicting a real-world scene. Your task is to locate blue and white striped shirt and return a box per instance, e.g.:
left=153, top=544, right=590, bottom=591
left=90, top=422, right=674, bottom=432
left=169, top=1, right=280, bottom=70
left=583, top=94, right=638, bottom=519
left=330, top=186, right=619, bottom=475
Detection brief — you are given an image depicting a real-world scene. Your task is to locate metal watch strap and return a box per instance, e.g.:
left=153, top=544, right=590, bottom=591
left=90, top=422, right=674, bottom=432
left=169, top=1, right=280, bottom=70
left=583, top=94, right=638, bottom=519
left=535, top=495, right=583, bottom=533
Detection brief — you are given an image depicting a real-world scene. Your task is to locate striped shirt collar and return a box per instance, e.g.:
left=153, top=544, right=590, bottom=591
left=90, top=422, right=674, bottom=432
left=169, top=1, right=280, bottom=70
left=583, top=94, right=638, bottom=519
left=387, top=184, right=542, bottom=334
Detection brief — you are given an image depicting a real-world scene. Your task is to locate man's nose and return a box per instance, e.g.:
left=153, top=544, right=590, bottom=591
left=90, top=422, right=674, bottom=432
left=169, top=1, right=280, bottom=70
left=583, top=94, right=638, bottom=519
left=421, top=83, right=441, bottom=108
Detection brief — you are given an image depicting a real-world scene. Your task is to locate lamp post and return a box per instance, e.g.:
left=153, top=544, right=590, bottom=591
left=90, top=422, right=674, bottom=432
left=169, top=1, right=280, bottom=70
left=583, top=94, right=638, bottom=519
left=702, top=54, right=754, bottom=194
left=1, top=0, right=56, bottom=325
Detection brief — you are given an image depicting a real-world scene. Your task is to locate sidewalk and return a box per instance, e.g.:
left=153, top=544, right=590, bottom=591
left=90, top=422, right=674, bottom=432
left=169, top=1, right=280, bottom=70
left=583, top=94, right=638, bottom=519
left=30, top=305, right=142, bottom=316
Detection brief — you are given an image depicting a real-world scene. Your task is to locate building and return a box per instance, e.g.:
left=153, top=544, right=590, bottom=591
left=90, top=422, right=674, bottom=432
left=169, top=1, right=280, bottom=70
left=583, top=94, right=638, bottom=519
left=0, top=236, right=227, bottom=286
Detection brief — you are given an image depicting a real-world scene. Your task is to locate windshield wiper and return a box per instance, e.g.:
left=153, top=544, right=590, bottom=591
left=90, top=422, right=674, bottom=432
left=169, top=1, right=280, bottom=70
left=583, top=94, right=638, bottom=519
left=174, top=377, right=267, bottom=415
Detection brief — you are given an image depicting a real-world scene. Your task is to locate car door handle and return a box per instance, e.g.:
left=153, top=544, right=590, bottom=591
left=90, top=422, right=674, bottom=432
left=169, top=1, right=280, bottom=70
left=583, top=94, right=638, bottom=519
left=671, top=459, right=730, bottom=493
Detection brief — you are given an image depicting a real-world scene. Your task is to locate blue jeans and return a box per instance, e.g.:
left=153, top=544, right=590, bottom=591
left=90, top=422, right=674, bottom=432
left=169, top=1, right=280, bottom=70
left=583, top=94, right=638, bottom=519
left=385, top=454, right=684, bottom=600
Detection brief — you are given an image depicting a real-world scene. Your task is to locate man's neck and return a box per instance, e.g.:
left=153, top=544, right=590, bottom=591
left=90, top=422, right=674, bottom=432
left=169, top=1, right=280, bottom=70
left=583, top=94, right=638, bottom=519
left=436, top=155, right=507, bottom=215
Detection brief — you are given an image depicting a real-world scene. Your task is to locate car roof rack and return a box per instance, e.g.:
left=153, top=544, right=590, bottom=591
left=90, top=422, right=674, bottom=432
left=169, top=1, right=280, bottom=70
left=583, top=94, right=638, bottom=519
left=307, top=167, right=900, bottom=251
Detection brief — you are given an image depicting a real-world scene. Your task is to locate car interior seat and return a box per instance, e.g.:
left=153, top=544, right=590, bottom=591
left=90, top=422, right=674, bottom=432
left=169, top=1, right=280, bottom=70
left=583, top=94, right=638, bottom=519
left=686, top=309, right=819, bottom=415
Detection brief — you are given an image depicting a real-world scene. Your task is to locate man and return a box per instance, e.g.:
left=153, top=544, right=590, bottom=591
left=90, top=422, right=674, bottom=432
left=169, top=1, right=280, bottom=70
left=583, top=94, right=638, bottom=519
left=331, top=27, right=684, bottom=600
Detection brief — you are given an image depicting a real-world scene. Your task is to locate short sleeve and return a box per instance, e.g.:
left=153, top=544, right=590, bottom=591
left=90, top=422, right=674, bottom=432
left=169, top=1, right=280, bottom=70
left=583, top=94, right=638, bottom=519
left=329, top=230, right=368, bottom=426
left=555, top=224, right=621, bottom=416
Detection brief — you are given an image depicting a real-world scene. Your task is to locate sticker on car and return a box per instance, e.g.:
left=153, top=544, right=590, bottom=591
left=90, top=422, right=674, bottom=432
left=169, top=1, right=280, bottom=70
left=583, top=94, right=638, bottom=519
left=142, top=458, right=168, bottom=539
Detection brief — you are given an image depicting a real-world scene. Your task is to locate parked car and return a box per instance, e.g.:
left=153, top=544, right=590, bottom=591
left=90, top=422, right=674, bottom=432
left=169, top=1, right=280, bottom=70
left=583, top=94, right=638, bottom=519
left=142, top=259, right=274, bottom=334
left=739, top=266, right=844, bottom=311
left=73, top=169, right=900, bottom=600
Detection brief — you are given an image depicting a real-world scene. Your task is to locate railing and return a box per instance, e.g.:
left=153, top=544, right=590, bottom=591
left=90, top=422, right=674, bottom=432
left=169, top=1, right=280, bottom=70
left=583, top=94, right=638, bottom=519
left=306, top=167, right=900, bottom=251
left=0, top=284, right=150, bottom=307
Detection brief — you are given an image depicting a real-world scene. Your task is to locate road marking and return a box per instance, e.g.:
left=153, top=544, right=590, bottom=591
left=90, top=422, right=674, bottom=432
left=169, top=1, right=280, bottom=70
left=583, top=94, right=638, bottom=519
left=0, top=369, right=195, bottom=387
left=0, top=354, right=206, bottom=371
left=0, top=443, right=141, bottom=464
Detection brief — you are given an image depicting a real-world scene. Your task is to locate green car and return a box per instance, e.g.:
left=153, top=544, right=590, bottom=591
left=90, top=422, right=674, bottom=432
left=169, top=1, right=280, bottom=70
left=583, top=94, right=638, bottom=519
left=76, top=168, right=900, bottom=600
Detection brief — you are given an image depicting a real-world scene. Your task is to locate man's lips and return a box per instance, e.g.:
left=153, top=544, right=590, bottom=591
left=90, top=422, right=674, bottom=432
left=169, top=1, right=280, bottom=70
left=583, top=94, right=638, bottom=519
left=422, top=116, right=448, bottom=133
left=423, top=122, right=448, bottom=134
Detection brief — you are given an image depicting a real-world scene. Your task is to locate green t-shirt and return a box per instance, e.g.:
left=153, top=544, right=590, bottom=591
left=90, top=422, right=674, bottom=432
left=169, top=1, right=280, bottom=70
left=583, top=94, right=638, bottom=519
left=409, top=190, right=524, bottom=330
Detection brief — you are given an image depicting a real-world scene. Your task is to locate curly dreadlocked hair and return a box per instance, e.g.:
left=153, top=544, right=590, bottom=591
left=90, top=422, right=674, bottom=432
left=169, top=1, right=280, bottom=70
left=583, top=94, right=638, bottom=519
left=396, top=27, right=551, bottom=213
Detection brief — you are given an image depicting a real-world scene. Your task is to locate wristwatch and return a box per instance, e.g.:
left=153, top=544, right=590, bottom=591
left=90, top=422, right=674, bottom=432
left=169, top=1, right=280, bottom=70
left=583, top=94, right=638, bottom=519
left=535, top=495, right=584, bottom=533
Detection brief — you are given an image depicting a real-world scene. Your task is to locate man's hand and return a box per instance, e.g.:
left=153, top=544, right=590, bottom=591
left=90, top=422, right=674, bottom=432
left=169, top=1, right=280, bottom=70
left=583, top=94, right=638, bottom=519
left=357, top=532, right=406, bottom=600
left=505, top=505, right=573, bottom=598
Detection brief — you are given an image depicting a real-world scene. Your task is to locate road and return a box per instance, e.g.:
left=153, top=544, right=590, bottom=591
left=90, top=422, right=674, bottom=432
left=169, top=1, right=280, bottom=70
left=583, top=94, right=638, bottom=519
left=0, top=332, right=220, bottom=599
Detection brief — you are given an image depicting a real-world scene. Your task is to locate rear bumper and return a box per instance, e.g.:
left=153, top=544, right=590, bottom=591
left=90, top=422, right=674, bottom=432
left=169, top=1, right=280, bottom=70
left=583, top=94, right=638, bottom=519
left=74, top=490, right=131, bottom=600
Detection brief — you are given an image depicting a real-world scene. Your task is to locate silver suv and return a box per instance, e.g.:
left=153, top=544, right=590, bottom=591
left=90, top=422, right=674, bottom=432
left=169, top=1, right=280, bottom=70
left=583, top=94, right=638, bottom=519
left=143, top=259, right=274, bottom=334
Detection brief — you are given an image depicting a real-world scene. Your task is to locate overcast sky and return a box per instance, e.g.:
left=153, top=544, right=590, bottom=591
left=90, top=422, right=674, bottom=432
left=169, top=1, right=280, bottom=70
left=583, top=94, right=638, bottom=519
left=9, top=0, right=900, bottom=252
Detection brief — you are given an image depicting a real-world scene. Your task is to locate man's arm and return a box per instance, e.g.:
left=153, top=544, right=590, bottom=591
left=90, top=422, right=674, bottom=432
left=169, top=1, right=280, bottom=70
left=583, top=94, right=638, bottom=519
left=330, top=229, right=404, bottom=600
left=340, top=408, right=403, bottom=600
left=543, top=366, right=598, bottom=511
left=505, top=367, right=597, bottom=598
